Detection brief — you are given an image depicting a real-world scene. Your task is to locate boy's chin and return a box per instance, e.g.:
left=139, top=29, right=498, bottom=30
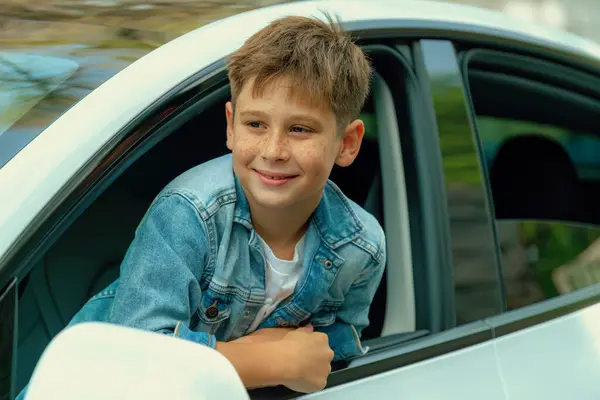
left=249, top=193, right=297, bottom=211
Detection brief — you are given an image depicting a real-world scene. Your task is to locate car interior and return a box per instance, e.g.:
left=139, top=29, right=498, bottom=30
left=14, top=46, right=422, bottom=393
left=465, top=49, right=600, bottom=225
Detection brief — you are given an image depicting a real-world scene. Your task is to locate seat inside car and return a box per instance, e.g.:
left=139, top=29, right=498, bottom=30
left=489, top=134, right=581, bottom=222
left=15, top=74, right=398, bottom=392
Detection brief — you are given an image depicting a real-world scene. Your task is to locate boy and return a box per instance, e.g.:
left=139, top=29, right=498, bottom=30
left=19, top=13, right=385, bottom=397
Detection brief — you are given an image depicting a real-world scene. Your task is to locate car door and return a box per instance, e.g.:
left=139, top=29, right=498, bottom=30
left=412, top=31, right=600, bottom=400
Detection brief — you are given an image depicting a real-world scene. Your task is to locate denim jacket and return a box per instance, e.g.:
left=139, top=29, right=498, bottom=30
left=66, top=154, right=386, bottom=362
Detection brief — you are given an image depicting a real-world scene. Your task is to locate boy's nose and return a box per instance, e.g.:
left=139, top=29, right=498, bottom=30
left=261, top=131, right=290, bottom=161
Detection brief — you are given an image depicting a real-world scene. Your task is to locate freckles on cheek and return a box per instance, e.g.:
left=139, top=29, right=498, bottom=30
left=234, top=137, right=260, bottom=157
left=300, top=143, right=332, bottom=179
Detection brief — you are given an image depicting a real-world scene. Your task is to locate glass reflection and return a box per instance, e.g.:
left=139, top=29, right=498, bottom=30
left=498, top=221, right=600, bottom=308
left=420, top=39, right=503, bottom=324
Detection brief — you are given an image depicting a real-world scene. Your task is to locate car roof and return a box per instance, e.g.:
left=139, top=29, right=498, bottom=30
left=1, top=0, right=600, bottom=268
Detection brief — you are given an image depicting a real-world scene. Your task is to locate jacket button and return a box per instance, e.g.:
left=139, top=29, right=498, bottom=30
left=205, top=301, right=219, bottom=319
left=324, top=260, right=333, bottom=269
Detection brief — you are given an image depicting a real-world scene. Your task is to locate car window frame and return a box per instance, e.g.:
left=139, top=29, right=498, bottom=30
left=456, top=40, right=600, bottom=333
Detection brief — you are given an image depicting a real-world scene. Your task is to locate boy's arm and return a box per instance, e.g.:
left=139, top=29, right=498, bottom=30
left=317, top=244, right=386, bottom=361
left=216, top=326, right=333, bottom=392
left=109, top=192, right=214, bottom=345
left=107, top=193, right=332, bottom=392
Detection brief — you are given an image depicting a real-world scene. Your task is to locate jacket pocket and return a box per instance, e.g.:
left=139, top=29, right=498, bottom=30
left=192, top=290, right=232, bottom=335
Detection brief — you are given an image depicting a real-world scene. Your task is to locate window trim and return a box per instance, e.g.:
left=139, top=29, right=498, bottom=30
left=364, top=46, right=416, bottom=335
left=462, top=48, right=600, bottom=101
left=248, top=321, right=493, bottom=399
left=487, top=282, right=600, bottom=337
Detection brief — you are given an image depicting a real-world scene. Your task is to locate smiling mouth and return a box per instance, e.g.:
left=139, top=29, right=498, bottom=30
left=253, top=169, right=298, bottom=186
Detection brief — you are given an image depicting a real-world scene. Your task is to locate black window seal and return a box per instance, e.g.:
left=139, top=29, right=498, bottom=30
left=463, top=48, right=600, bottom=102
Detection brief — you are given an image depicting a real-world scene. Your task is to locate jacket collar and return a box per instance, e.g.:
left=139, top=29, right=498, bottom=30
left=233, top=175, right=364, bottom=249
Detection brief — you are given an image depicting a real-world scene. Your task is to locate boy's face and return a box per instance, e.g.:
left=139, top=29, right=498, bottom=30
left=225, top=76, right=364, bottom=212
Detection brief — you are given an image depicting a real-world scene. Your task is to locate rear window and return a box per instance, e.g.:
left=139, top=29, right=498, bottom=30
left=0, top=51, right=79, bottom=168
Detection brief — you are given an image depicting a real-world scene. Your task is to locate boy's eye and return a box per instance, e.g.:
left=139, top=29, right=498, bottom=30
left=247, top=121, right=263, bottom=129
left=290, top=126, right=312, bottom=133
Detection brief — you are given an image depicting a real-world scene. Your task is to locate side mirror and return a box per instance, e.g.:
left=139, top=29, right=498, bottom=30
left=25, top=322, right=249, bottom=400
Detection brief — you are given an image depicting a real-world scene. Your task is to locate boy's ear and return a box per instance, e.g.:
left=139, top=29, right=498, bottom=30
left=335, top=119, right=365, bottom=167
left=225, top=101, right=235, bottom=151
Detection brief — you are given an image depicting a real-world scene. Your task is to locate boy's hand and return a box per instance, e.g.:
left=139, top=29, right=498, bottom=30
left=278, top=325, right=334, bottom=393
left=232, top=326, right=297, bottom=344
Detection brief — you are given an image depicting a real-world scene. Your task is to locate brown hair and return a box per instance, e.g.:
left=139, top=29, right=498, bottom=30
left=227, top=13, right=372, bottom=128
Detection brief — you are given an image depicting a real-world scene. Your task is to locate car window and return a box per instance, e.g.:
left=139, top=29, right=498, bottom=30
left=478, top=116, right=600, bottom=307
left=466, top=50, right=600, bottom=310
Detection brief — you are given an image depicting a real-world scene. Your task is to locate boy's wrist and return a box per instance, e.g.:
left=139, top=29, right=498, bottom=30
left=269, top=341, right=296, bottom=386
left=215, top=340, right=293, bottom=388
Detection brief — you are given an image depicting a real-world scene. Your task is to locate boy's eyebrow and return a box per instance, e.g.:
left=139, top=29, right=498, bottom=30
left=239, top=110, right=270, bottom=119
left=288, top=114, right=324, bottom=129
left=239, top=110, right=323, bottom=128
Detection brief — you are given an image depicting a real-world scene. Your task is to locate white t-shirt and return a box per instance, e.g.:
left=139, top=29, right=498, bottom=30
left=247, top=234, right=305, bottom=332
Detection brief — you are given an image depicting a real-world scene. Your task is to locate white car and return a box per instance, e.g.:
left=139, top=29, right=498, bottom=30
left=3, top=0, right=600, bottom=398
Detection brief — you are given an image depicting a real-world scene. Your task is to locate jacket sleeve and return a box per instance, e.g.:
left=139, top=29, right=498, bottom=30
left=317, top=243, right=386, bottom=361
left=109, top=192, right=216, bottom=348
